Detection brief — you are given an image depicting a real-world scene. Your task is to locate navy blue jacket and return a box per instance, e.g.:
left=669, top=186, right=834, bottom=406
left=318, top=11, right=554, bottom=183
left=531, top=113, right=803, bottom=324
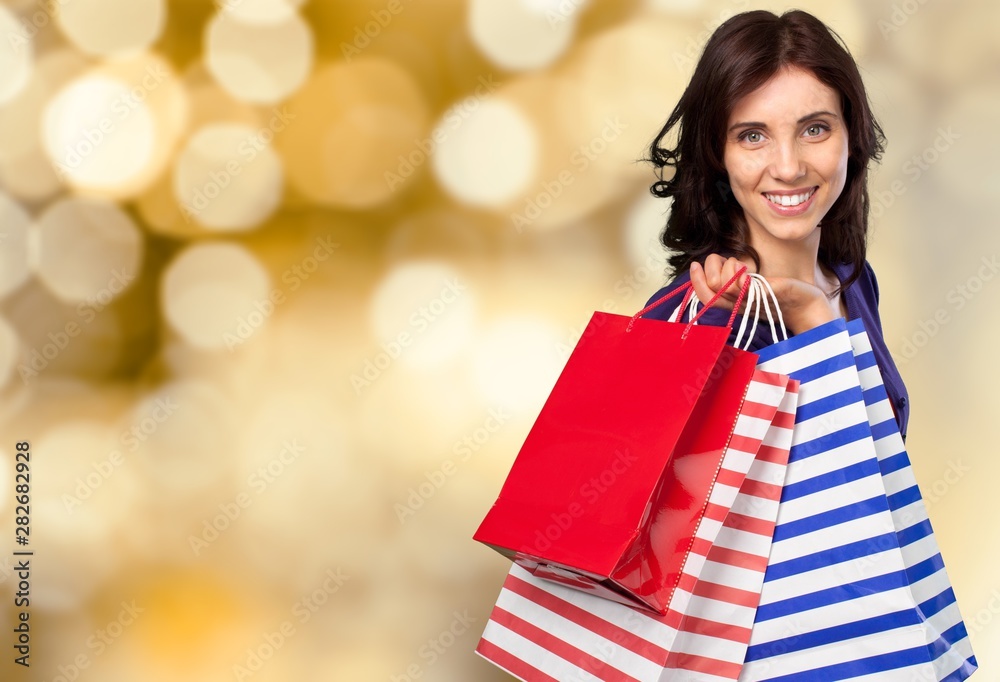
left=642, top=261, right=910, bottom=440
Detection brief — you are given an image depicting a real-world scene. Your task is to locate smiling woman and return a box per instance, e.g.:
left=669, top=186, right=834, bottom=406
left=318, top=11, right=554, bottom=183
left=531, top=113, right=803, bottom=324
left=641, top=9, right=907, bottom=427
left=626, top=10, right=980, bottom=681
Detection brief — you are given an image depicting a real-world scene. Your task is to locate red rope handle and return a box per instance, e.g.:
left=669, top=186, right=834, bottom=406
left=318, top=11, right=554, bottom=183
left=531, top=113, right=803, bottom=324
left=688, top=266, right=750, bottom=330
left=677, top=285, right=695, bottom=320
left=627, top=265, right=751, bottom=334
left=628, top=281, right=693, bottom=329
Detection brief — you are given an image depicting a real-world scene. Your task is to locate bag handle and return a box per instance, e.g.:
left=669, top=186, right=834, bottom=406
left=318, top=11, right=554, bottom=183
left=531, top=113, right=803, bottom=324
left=627, top=266, right=750, bottom=336
left=684, top=273, right=790, bottom=349
left=753, top=274, right=789, bottom=342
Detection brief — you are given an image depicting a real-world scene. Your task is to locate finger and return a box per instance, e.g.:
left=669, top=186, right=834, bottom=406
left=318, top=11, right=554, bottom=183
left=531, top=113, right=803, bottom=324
left=709, top=257, right=739, bottom=303
left=690, top=261, right=733, bottom=311
left=703, top=254, right=725, bottom=292
left=718, top=257, right=739, bottom=295
left=712, top=258, right=746, bottom=312
left=726, top=257, right=751, bottom=298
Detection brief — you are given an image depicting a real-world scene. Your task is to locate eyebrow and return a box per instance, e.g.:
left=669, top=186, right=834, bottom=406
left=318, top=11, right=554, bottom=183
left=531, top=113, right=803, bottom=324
left=728, top=110, right=840, bottom=132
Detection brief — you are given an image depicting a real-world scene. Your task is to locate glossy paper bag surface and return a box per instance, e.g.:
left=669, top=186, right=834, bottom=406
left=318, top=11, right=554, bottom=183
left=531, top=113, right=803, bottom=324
left=612, top=344, right=759, bottom=612
left=475, top=309, right=757, bottom=613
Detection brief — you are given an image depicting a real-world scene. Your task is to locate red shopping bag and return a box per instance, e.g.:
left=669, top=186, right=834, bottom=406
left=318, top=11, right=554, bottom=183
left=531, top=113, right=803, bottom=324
left=476, top=372, right=799, bottom=682
left=474, top=272, right=759, bottom=615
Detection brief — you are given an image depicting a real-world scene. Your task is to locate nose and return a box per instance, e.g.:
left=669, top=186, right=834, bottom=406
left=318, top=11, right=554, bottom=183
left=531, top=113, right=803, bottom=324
left=769, top=139, right=806, bottom=184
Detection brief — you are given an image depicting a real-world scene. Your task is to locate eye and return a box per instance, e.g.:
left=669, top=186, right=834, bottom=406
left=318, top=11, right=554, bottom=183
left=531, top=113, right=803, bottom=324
left=739, top=130, right=764, bottom=144
left=804, top=123, right=830, bottom=137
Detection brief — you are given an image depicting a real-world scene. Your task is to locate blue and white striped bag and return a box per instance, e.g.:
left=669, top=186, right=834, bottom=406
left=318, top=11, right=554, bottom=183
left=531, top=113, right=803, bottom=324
left=739, top=316, right=976, bottom=681
left=846, top=318, right=976, bottom=679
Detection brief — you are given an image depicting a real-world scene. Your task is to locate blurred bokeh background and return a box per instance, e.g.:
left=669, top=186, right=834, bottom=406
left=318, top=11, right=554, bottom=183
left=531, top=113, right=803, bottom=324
left=0, top=0, right=996, bottom=679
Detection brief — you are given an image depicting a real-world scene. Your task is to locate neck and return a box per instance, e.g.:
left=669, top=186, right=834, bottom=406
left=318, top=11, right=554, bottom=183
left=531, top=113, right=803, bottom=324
left=749, top=230, right=838, bottom=293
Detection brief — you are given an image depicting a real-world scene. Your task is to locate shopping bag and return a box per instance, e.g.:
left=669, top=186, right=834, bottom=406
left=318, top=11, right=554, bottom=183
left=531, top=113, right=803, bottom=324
left=739, top=317, right=973, bottom=681
left=474, top=272, right=762, bottom=615
left=477, top=372, right=799, bottom=681
left=846, top=319, right=977, bottom=679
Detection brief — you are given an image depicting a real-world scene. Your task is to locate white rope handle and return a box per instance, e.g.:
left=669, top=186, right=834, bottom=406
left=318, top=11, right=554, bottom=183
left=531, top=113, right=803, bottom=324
left=732, top=276, right=757, bottom=350
left=733, top=277, right=760, bottom=350
left=753, top=274, right=789, bottom=342
left=666, top=289, right=699, bottom=324
left=669, top=272, right=789, bottom=346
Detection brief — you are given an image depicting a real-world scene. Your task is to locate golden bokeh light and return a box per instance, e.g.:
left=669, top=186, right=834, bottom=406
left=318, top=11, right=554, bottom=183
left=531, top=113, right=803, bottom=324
left=161, top=241, right=272, bottom=350
left=42, top=73, right=156, bottom=188
left=218, top=0, right=309, bottom=25
left=204, top=8, right=314, bottom=105
left=30, top=197, right=144, bottom=305
left=128, top=380, right=239, bottom=501
left=357, top=364, right=484, bottom=474
left=40, top=51, right=188, bottom=198
left=555, top=17, right=695, bottom=170
left=56, top=0, right=166, bottom=57
left=172, top=123, right=285, bottom=231
left=431, top=95, right=540, bottom=208
left=472, top=315, right=565, bottom=413
left=468, top=0, right=579, bottom=71
left=275, top=58, right=430, bottom=208
left=494, top=14, right=696, bottom=232
left=369, top=260, right=477, bottom=368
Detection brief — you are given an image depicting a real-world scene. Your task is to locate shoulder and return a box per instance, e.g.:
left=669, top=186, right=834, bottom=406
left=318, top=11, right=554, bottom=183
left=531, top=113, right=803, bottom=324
left=834, top=259, right=880, bottom=304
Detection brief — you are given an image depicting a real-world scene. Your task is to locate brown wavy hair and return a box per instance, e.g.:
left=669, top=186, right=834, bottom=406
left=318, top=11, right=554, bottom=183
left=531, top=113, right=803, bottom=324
left=647, top=9, right=885, bottom=291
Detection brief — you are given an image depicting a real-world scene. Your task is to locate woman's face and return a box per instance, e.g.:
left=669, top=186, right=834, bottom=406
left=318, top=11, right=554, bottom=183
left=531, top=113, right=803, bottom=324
left=723, top=66, right=849, bottom=253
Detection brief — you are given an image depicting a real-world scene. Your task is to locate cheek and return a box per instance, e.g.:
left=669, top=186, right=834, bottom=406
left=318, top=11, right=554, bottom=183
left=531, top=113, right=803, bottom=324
left=723, top=150, right=762, bottom=191
left=829, top=140, right=849, bottom=188
left=831, top=152, right=849, bottom=196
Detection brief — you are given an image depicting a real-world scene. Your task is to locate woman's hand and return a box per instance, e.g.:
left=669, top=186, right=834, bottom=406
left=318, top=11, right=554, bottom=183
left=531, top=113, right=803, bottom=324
left=689, top=255, right=840, bottom=335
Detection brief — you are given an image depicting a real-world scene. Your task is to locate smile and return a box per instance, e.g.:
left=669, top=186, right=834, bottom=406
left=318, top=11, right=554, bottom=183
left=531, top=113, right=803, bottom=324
left=764, top=188, right=817, bottom=207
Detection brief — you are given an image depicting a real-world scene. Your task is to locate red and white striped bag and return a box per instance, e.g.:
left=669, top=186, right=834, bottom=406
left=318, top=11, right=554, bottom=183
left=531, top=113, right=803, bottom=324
left=477, top=371, right=799, bottom=681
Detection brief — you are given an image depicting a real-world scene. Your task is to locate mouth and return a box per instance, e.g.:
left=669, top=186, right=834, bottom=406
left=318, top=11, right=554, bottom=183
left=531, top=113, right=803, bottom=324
left=763, top=187, right=817, bottom=207
left=762, top=186, right=818, bottom=215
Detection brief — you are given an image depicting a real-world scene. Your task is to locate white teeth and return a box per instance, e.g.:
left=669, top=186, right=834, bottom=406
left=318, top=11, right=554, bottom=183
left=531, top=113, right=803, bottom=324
left=766, top=189, right=814, bottom=207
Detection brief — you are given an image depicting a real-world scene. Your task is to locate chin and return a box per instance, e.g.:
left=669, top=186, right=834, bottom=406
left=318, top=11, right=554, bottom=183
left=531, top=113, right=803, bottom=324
left=755, top=220, right=821, bottom=244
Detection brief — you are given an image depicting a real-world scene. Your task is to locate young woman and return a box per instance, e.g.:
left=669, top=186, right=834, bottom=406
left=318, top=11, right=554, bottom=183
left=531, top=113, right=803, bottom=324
left=642, top=9, right=910, bottom=440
